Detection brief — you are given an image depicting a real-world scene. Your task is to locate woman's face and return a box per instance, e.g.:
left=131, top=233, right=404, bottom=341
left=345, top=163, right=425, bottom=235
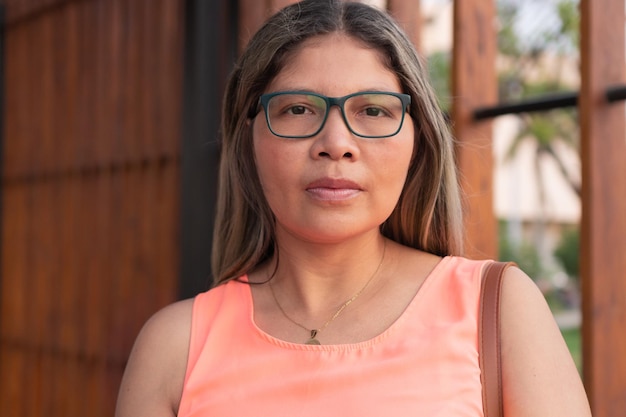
left=252, top=33, right=415, bottom=245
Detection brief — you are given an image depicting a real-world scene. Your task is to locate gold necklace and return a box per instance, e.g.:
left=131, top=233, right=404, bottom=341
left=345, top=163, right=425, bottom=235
left=269, top=241, right=386, bottom=345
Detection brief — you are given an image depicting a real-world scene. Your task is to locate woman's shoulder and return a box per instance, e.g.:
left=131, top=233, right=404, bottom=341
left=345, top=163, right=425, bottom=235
left=498, top=266, right=592, bottom=415
left=133, top=298, right=195, bottom=357
left=115, top=298, right=194, bottom=417
left=391, top=243, right=488, bottom=280
left=141, top=298, right=195, bottom=347
left=388, top=241, right=443, bottom=271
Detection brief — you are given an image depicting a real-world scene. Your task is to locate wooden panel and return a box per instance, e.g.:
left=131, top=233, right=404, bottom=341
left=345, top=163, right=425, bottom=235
left=451, top=0, right=498, bottom=259
left=0, top=185, right=30, bottom=343
left=0, top=0, right=185, bottom=416
left=387, top=0, right=420, bottom=51
left=579, top=0, right=626, bottom=415
left=1, top=171, right=180, bottom=416
left=238, top=0, right=266, bottom=52
left=0, top=346, right=26, bottom=415
left=238, top=0, right=299, bottom=52
left=2, top=0, right=184, bottom=179
left=2, top=0, right=67, bottom=23
left=0, top=184, right=29, bottom=417
left=2, top=17, right=33, bottom=177
left=56, top=177, right=81, bottom=357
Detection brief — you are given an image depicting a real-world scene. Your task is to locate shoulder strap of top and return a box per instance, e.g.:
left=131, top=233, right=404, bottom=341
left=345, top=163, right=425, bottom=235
left=479, top=261, right=515, bottom=417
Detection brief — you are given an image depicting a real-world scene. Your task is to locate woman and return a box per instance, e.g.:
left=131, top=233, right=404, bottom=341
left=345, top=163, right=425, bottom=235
left=116, top=1, right=591, bottom=416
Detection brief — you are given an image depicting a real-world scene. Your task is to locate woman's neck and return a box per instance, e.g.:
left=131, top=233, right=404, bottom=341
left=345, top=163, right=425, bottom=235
left=265, top=231, right=388, bottom=317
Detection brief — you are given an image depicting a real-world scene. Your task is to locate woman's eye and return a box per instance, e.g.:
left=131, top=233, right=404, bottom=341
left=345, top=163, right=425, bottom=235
left=287, top=105, right=308, bottom=115
left=363, top=107, right=388, bottom=117
left=365, top=107, right=382, bottom=116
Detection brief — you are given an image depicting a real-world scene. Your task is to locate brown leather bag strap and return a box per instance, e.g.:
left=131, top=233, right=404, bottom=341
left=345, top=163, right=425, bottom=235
left=479, top=261, right=514, bottom=417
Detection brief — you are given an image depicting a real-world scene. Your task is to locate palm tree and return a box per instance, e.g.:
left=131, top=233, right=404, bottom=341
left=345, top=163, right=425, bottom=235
left=505, top=111, right=580, bottom=209
left=498, top=0, right=581, bottom=211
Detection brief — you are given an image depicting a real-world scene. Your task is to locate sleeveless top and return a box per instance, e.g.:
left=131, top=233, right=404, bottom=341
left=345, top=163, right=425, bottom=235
left=177, top=256, right=489, bottom=416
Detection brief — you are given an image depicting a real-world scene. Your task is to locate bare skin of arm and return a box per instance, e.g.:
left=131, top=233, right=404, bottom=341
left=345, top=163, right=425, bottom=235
left=114, top=299, right=193, bottom=417
left=500, top=267, right=592, bottom=416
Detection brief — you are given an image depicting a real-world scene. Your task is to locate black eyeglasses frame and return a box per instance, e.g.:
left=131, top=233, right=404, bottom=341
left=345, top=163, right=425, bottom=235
left=257, top=90, right=412, bottom=139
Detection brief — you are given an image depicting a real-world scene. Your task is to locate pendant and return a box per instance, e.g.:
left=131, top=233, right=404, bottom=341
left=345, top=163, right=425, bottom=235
left=305, top=329, right=321, bottom=345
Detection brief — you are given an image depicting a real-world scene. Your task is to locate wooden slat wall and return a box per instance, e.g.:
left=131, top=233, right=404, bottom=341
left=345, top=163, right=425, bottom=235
left=387, top=0, right=420, bottom=51
left=451, top=0, right=498, bottom=259
left=0, top=0, right=184, bottom=416
left=579, top=0, right=626, bottom=415
left=238, top=0, right=298, bottom=52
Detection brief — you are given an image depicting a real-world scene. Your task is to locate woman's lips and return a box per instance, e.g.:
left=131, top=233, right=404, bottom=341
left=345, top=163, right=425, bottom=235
left=305, top=178, right=363, bottom=201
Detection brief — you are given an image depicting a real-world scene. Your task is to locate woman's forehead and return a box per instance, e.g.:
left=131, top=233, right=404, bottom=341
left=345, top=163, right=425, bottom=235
left=265, top=33, right=401, bottom=95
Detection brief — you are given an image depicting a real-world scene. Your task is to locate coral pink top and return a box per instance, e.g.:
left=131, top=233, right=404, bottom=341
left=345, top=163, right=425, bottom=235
left=178, top=256, right=489, bottom=416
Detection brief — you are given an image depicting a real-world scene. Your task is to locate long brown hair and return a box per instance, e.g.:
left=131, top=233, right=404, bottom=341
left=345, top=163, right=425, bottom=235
left=211, top=0, right=463, bottom=286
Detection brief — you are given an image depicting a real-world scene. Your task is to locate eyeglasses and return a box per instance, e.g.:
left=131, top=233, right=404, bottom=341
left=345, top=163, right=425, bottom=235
left=257, top=91, right=411, bottom=139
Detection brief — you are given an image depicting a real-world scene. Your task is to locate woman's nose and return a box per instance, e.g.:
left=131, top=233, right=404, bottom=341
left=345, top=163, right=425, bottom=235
left=309, top=108, right=360, bottom=161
